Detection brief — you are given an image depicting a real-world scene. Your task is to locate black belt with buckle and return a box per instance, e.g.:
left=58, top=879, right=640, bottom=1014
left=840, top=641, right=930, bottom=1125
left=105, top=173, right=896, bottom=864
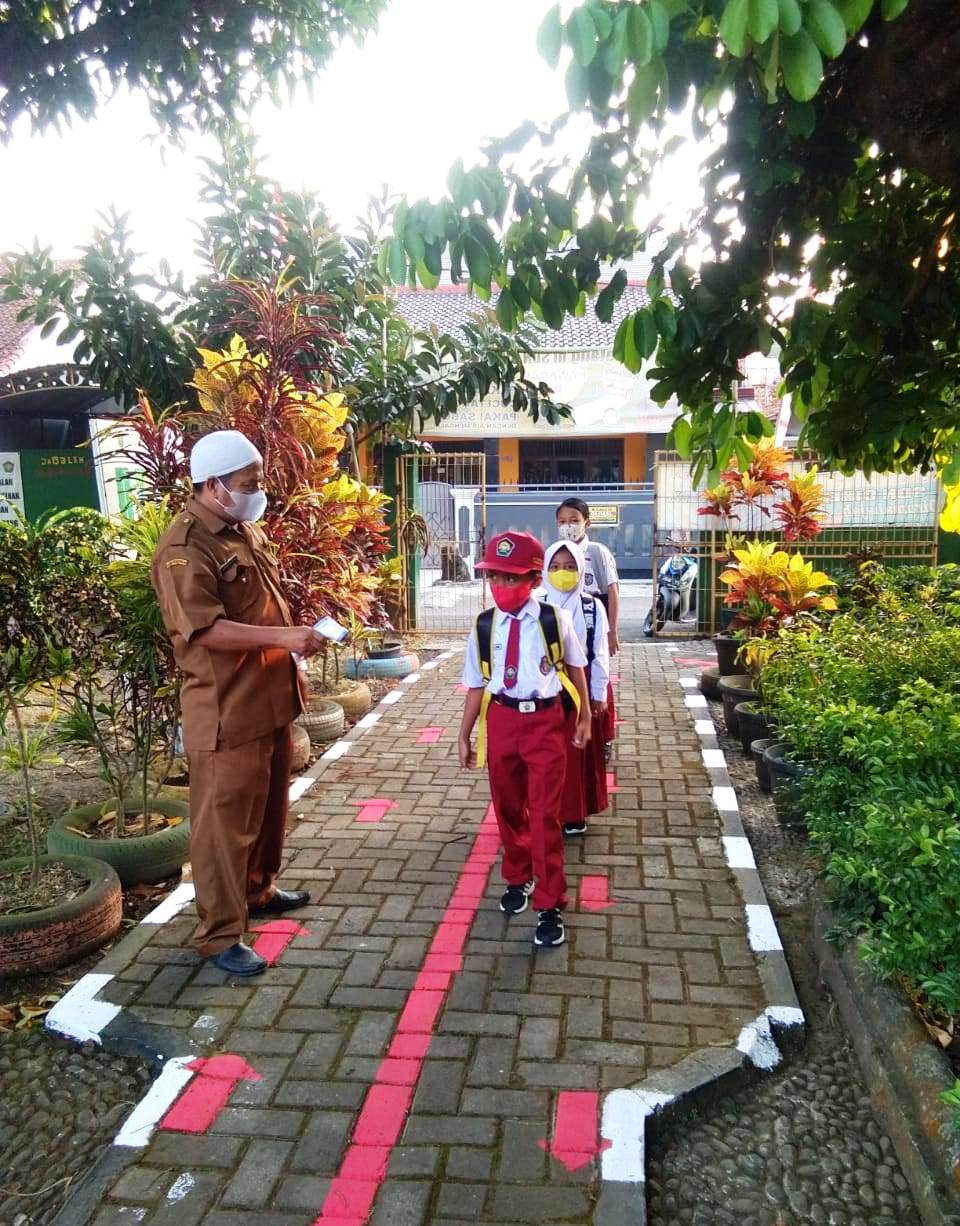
left=492, top=694, right=558, bottom=713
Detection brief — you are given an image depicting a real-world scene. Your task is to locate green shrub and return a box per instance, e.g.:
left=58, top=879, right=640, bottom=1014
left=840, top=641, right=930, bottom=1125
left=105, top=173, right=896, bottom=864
left=790, top=682, right=960, bottom=1016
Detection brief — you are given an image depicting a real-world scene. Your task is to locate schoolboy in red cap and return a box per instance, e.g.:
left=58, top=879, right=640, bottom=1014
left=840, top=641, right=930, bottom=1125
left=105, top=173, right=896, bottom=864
left=458, top=531, right=592, bottom=948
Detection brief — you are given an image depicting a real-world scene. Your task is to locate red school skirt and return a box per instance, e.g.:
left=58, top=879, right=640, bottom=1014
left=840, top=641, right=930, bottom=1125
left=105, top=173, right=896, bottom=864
left=585, top=708, right=609, bottom=816
left=603, top=681, right=616, bottom=744
left=561, top=708, right=610, bottom=822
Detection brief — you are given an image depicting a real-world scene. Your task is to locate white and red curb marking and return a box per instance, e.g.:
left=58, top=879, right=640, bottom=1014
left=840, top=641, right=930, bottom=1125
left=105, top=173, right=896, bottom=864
left=313, top=803, right=502, bottom=1225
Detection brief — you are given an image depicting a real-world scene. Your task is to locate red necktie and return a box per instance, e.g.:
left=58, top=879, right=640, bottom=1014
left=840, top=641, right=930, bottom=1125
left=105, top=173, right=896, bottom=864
left=503, top=616, right=520, bottom=690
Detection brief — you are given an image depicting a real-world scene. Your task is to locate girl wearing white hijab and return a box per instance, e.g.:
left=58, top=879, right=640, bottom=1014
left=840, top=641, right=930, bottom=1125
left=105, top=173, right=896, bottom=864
left=542, top=540, right=611, bottom=834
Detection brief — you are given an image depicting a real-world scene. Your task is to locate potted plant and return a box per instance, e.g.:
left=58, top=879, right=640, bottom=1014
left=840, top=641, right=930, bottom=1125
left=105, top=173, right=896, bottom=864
left=46, top=503, right=190, bottom=887
left=306, top=642, right=372, bottom=720
left=0, top=509, right=122, bottom=972
left=343, top=616, right=420, bottom=681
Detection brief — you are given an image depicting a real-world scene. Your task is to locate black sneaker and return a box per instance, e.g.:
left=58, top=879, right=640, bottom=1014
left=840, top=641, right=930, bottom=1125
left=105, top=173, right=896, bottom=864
left=534, top=908, right=565, bottom=947
left=563, top=820, right=588, bottom=837
left=500, top=880, right=534, bottom=915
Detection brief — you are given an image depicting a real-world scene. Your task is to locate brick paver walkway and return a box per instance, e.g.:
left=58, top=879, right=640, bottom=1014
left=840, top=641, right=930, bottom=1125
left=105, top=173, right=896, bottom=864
left=86, top=644, right=765, bottom=1225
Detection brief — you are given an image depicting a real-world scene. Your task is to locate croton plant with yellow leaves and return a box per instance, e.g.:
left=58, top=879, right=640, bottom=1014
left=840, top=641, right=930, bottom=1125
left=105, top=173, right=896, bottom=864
left=719, top=541, right=838, bottom=671
left=112, top=282, right=391, bottom=627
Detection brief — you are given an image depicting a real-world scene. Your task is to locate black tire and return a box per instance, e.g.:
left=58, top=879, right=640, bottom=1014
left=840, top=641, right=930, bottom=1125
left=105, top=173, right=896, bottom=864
left=0, top=853, right=122, bottom=973
left=643, top=610, right=654, bottom=638
left=47, top=798, right=190, bottom=888
left=367, top=640, right=404, bottom=660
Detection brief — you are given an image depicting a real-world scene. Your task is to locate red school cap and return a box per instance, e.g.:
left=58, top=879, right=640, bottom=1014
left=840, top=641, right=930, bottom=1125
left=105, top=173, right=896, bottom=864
left=476, top=531, right=544, bottom=575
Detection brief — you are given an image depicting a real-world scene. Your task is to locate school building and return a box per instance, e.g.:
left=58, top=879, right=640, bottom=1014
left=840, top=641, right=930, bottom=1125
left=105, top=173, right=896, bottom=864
left=394, top=263, right=783, bottom=490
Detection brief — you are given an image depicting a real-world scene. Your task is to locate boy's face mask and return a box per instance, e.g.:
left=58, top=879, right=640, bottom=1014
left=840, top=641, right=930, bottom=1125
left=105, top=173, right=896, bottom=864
left=557, top=522, right=585, bottom=543
left=549, top=568, right=579, bottom=592
left=490, top=579, right=536, bottom=613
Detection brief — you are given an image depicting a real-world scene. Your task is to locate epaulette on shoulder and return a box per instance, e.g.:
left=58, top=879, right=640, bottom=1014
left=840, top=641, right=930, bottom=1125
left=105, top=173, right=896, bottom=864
left=163, top=512, right=195, bottom=548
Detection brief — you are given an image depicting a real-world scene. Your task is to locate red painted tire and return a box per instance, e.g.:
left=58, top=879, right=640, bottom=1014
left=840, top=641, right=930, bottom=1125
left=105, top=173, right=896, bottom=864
left=0, top=854, right=122, bottom=973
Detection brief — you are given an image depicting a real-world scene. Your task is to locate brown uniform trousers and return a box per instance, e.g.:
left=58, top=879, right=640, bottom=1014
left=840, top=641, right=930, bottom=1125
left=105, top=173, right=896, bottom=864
left=151, top=497, right=303, bottom=957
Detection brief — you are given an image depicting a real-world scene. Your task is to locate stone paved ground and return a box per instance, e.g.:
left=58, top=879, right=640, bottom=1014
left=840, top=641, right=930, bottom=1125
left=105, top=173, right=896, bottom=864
left=87, top=644, right=767, bottom=1225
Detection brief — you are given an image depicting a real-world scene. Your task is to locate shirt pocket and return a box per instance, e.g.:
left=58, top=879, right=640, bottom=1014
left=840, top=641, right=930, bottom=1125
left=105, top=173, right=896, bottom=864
left=219, top=548, right=262, bottom=619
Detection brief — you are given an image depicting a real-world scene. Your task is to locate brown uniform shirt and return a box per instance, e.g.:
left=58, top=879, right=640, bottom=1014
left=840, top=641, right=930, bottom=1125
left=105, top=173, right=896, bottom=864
left=151, top=497, right=302, bottom=754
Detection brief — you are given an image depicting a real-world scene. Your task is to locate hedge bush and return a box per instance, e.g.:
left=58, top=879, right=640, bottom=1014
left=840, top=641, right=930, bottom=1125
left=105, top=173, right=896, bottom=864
left=760, top=567, right=960, bottom=1019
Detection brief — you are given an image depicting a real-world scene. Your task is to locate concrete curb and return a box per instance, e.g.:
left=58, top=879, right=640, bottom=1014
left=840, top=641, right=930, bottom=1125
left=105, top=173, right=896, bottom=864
left=592, top=652, right=805, bottom=1224
left=811, top=890, right=960, bottom=1226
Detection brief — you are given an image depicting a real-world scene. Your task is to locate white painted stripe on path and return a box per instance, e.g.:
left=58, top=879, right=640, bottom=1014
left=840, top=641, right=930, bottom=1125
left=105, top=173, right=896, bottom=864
left=354, top=711, right=382, bottom=730
left=380, top=689, right=404, bottom=705
left=684, top=694, right=708, bottom=709
left=745, top=904, right=783, bottom=952
left=321, top=740, right=352, bottom=761
left=694, top=719, right=715, bottom=736
left=712, top=784, right=739, bottom=813
left=722, top=835, right=756, bottom=870
left=701, top=748, right=725, bottom=769
left=140, top=882, right=196, bottom=925
left=737, top=1013, right=781, bottom=1071
left=288, top=776, right=315, bottom=803
left=46, top=973, right=120, bottom=1045
left=114, top=1056, right=196, bottom=1148
left=600, top=1088, right=674, bottom=1183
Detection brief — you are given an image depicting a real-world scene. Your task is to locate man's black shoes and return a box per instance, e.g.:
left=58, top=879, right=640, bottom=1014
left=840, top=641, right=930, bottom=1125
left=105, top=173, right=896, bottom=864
left=250, top=889, right=311, bottom=916
left=212, top=942, right=268, bottom=976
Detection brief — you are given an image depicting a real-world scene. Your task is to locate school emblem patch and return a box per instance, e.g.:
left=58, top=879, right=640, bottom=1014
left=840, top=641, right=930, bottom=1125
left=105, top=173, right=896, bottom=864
left=496, top=537, right=515, bottom=557
left=585, top=571, right=595, bottom=586
left=539, top=656, right=551, bottom=675
left=504, top=664, right=518, bottom=684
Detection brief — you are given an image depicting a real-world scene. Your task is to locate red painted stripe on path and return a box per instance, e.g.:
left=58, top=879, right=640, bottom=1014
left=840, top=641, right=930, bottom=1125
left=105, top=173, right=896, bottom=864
left=159, top=1054, right=260, bottom=1133
left=351, top=799, right=397, bottom=824
left=579, top=875, right=614, bottom=913
left=416, top=727, right=444, bottom=744
left=538, top=1090, right=611, bottom=1171
left=606, top=771, right=621, bottom=794
left=250, top=919, right=309, bottom=965
left=313, top=804, right=501, bottom=1225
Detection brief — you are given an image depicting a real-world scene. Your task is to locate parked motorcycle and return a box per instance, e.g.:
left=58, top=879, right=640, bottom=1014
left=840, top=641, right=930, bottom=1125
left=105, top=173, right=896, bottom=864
left=643, top=542, right=698, bottom=637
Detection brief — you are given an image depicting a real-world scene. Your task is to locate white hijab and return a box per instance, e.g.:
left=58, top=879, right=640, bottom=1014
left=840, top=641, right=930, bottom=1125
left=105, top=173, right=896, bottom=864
left=542, top=539, right=588, bottom=642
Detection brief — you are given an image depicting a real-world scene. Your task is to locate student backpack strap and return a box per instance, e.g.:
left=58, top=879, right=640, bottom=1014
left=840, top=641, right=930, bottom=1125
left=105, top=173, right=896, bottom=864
left=474, top=608, right=495, bottom=767
left=536, top=604, right=581, bottom=717
left=580, top=595, right=596, bottom=665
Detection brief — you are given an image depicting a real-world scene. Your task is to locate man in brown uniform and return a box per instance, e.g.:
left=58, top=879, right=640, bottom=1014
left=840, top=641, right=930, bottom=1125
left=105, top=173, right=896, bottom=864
left=152, top=430, right=325, bottom=976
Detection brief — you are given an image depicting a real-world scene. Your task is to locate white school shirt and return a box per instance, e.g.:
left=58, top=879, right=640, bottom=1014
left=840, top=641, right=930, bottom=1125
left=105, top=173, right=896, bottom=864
left=580, top=536, right=619, bottom=596
left=585, top=595, right=611, bottom=702
left=461, top=598, right=587, bottom=698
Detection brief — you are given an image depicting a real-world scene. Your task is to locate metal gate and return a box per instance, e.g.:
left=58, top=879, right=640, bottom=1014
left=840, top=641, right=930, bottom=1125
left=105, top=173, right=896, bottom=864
left=395, top=451, right=487, bottom=634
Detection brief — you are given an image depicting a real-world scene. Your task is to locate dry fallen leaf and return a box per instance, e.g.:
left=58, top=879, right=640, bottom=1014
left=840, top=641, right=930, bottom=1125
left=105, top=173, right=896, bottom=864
left=64, top=825, right=92, bottom=838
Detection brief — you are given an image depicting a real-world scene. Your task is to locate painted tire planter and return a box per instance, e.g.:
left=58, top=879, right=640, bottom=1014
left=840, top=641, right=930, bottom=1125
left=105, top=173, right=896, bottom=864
left=713, top=633, right=742, bottom=677
left=0, top=853, right=122, bottom=972
left=345, top=651, right=420, bottom=681
left=718, top=674, right=756, bottom=738
left=290, top=722, right=312, bottom=773
left=736, top=701, right=772, bottom=755
left=763, top=742, right=813, bottom=826
left=299, top=699, right=346, bottom=746
left=699, top=665, right=723, bottom=701
left=314, top=681, right=372, bottom=720
left=47, top=798, right=191, bottom=887
left=751, top=737, right=775, bottom=793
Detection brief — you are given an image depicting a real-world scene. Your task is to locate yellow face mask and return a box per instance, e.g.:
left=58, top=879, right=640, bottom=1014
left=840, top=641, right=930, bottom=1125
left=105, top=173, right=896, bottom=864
left=550, top=569, right=579, bottom=592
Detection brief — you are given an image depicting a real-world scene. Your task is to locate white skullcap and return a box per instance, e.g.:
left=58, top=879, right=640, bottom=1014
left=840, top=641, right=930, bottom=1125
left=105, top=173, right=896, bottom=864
left=189, top=430, right=262, bottom=483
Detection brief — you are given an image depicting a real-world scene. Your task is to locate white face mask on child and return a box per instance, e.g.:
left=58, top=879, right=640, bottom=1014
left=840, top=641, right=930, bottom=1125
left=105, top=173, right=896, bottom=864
left=558, top=523, right=584, bottom=543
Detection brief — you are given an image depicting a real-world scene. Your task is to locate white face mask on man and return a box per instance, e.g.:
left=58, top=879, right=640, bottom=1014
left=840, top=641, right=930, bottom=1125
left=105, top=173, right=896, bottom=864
left=557, top=522, right=585, bottom=543
left=217, top=479, right=268, bottom=523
